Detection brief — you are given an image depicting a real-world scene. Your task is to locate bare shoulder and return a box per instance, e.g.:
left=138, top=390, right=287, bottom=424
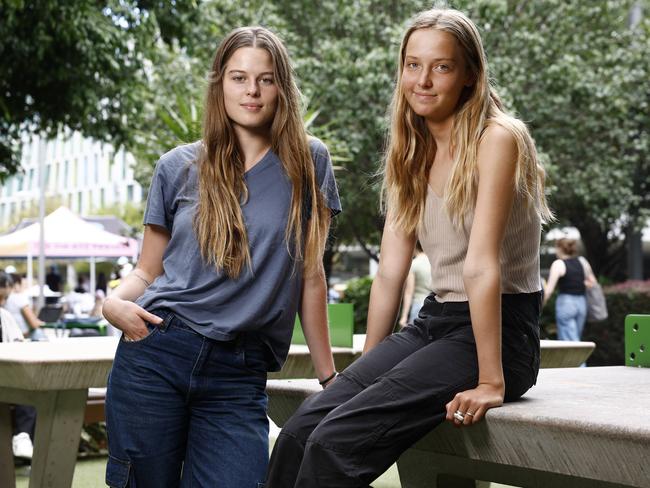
left=478, top=124, right=517, bottom=160
left=550, top=258, right=567, bottom=273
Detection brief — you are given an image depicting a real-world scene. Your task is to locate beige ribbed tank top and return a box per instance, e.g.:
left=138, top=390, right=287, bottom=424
left=418, top=185, right=541, bottom=302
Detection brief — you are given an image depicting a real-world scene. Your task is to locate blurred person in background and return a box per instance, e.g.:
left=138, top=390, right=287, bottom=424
left=0, top=271, right=36, bottom=460
left=543, top=237, right=596, bottom=341
left=399, top=241, right=432, bottom=327
left=6, top=274, right=46, bottom=341
left=45, top=265, right=62, bottom=292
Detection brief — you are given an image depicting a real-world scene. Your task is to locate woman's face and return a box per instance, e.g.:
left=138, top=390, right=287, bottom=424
left=222, top=47, right=279, bottom=134
left=401, top=28, right=471, bottom=124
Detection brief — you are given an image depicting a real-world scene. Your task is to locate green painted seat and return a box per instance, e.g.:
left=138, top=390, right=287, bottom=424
left=625, top=314, right=650, bottom=367
left=292, top=303, right=354, bottom=347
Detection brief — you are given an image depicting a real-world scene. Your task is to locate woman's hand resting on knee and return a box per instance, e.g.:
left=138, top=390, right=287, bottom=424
left=103, top=296, right=163, bottom=341
left=445, top=382, right=505, bottom=427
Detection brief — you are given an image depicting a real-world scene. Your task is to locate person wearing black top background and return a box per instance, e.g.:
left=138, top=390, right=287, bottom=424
left=544, top=237, right=596, bottom=341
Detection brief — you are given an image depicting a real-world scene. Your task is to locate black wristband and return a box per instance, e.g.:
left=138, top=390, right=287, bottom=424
left=318, top=371, right=338, bottom=386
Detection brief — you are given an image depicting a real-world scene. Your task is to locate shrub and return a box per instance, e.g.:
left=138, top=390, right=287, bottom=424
left=341, top=276, right=373, bottom=334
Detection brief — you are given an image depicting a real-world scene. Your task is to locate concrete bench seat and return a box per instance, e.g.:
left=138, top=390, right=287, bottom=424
left=266, top=366, right=650, bottom=488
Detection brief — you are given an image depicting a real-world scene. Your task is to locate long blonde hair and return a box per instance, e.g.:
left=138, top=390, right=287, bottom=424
left=195, top=27, right=328, bottom=278
left=382, top=8, right=553, bottom=231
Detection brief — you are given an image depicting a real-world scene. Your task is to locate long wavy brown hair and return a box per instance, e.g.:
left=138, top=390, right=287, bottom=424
left=382, top=8, right=553, bottom=231
left=195, top=27, right=328, bottom=278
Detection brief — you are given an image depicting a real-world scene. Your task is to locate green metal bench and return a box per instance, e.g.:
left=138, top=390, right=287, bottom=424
left=625, top=314, right=650, bottom=367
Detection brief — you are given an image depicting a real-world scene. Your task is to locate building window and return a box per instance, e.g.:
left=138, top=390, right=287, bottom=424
left=94, top=154, right=99, bottom=184
left=64, top=161, right=69, bottom=187
left=127, top=184, right=134, bottom=202
left=28, top=168, right=35, bottom=190
left=100, top=188, right=105, bottom=207
left=45, top=164, right=51, bottom=189
left=77, top=191, right=83, bottom=213
left=122, top=152, right=128, bottom=179
left=83, top=156, right=89, bottom=186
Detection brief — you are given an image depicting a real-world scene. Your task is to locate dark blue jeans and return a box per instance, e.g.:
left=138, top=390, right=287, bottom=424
left=105, top=309, right=269, bottom=488
left=267, top=292, right=541, bottom=488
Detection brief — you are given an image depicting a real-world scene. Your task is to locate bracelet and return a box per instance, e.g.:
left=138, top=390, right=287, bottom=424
left=131, top=270, right=151, bottom=287
left=318, top=371, right=338, bottom=386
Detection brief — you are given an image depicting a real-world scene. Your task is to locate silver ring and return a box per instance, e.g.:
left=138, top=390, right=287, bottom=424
left=453, top=410, right=465, bottom=422
left=466, top=411, right=475, bottom=417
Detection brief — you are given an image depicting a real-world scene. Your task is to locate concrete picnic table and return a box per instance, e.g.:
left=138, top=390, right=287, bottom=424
left=269, top=334, right=596, bottom=379
left=0, top=337, right=118, bottom=488
left=267, top=366, right=650, bottom=488
left=0, top=332, right=595, bottom=487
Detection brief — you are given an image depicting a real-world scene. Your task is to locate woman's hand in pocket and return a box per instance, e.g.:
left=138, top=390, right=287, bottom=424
left=102, top=297, right=162, bottom=341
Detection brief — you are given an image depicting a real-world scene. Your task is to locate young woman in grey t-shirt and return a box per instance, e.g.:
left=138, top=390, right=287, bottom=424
left=102, top=27, right=340, bottom=488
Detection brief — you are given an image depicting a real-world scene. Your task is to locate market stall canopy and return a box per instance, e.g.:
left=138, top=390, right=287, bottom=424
left=0, top=206, right=138, bottom=259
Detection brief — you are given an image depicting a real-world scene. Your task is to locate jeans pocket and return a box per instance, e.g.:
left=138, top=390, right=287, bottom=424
left=120, top=323, right=159, bottom=346
left=105, top=455, right=131, bottom=488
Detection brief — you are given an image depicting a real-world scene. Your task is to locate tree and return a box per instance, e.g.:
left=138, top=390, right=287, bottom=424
left=128, top=0, right=650, bottom=281
left=457, top=0, right=650, bottom=279
left=0, top=0, right=200, bottom=180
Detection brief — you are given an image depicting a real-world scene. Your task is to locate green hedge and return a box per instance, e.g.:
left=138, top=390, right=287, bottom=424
left=582, top=281, right=650, bottom=366
left=340, top=276, right=373, bottom=334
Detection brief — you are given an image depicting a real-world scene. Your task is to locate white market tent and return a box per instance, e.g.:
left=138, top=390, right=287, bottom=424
left=0, top=206, right=138, bottom=291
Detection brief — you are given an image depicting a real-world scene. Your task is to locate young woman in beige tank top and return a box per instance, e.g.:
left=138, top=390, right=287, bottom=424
left=266, top=8, right=553, bottom=487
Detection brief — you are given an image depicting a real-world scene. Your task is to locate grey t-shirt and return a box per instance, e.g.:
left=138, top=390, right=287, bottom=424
left=136, top=138, right=341, bottom=370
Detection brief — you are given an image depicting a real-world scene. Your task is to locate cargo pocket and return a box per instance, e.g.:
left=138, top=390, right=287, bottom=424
left=106, top=455, right=131, bottom=488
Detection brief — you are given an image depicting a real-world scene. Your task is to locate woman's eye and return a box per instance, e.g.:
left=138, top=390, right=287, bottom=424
left=407, top=62, right=419, bottom=70
left=434, top=64, right=450, bottom=72
left=232, top=76, right=245, bottom=82
left=260, top=77, right=274, bottom=85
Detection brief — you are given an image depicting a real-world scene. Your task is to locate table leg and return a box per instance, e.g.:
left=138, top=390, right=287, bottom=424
left=0, top=402, right=16, bottom=488
left=30, top=389, right=87, bottom=488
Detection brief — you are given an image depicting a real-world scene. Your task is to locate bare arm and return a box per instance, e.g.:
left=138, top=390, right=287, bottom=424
left=543, top=259, right=566, bottom=305
left=299, top=261, right=337, bottom=386
left=102, top=224, right=170, bottom=340
left=20, top=305, right=44, bottom=331
left=363, top=216, right=416, bottom=353
left=399, top=271, right=416, bottom=327
left=446, top=125, right=518, bottom=426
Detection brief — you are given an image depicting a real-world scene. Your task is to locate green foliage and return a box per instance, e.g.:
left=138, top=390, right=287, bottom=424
left=8, top=0, right=649, bottom=280
left=341, top=275, right=373, bottom=333
left=93, top=202, right=144, bottom=236
left=454, top=0, right=650, bottom=278
left=0, top=0, right=199, bottom=180
left=583, top=281, right=650, bottom=365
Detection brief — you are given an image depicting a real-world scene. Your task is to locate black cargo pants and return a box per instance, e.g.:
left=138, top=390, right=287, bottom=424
left=266, top=292, right=541, bottom=488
